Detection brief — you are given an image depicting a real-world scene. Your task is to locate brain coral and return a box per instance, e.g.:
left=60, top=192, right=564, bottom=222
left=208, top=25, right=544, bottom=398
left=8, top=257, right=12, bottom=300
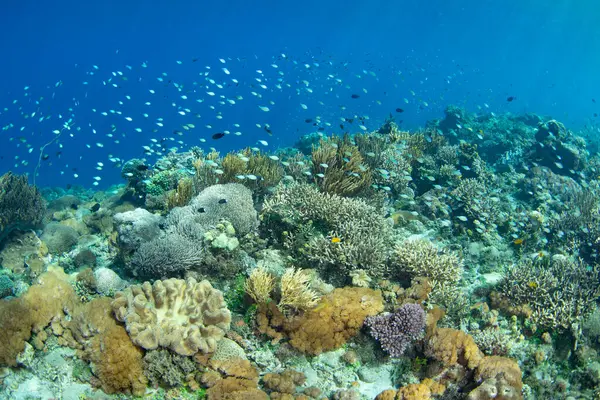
left=112, top=277, right=231, bottom=356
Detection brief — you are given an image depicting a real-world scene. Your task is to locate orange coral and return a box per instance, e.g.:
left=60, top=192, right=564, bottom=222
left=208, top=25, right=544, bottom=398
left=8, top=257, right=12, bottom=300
left=90, top=324, right=147, bottom=395
left=203, top=357, right=268, bottom=400
left=258, top=287, right=383, bottom=355
left=425, top=308, right=484, bottom=370
left=375, top=390, right=398, bottom=400
left=0, top=268, right=78, bottom=367
left=262, top=369, right=306, bottom=395
left=424, top=308, right=523, bottom=400
left=206, top=377, right=268, bottom=400
left=396, top=383, right=432, bottom=399
left=471, top=355, right=523, bottom=399
left=0, top=298, right=33, bottom=366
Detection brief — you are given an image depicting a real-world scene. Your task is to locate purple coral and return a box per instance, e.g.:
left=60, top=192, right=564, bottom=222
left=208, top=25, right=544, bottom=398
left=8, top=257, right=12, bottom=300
left=364, top=303, right=426, bottom=357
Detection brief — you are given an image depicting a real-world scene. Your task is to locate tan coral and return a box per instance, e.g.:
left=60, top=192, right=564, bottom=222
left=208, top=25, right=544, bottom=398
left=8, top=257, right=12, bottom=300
left=396, top=382, right=432, bottom=399
left=112, top=277, right=231, bottom=355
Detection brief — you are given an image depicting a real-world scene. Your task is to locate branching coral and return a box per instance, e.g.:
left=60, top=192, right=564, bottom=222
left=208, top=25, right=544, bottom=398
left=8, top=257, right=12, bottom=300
left=0, top=172, right=45, bottom=242
left=244, top=267, right=276, bottom=305
left=365, top=303, right=426, bottom=357
left=262, top=183, right=392, bottom=280
left=311, top=136, right=372, bottom=196
left=278, top=267, right=319, bottom=312
left=392, top=239, right=463, bottom=289
left=112, top=277, right=231, bottom=355
left=493, top=257, right=600, bottom=334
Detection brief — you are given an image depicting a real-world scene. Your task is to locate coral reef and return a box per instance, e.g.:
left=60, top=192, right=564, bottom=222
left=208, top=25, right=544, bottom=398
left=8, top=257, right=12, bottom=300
left=112, top=277, right=231, bottom=355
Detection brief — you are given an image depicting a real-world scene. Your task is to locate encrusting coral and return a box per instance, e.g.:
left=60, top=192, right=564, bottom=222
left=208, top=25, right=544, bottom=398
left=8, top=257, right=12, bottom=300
left=0, top=268, right=77, bottom=366
left=424, top=308, right=523, bottom=399
left=112, top=277, right=231, bottom=355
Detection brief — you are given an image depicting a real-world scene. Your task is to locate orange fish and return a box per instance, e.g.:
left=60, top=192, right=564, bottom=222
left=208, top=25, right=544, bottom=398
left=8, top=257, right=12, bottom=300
left=331, top=237, right=341, bottom=244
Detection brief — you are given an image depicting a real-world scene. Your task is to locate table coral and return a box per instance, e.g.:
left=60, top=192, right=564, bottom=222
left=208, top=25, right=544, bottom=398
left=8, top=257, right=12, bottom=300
left=112, top=277, right=231, bottom=355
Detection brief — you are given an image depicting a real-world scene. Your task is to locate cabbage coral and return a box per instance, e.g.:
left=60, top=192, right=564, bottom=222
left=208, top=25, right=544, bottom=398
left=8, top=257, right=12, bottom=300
left=112, top=277, right=231, bottom=355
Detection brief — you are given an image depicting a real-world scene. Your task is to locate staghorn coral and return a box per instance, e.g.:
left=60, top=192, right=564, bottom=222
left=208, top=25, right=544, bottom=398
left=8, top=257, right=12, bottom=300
left=257, top=287, right=384, bottom=355
left=262, top=183, right=392, bottom=280
left=364, top=303, right=426, bottom=357
left=311, top=136, right=372, bottom=196
left=112, top=277, right=231, bottom=356
left=0, top=172, right=45, bottom=243
left=493, top=257, right=600, bottom=333
left=392, top=239, right=463, bottom=290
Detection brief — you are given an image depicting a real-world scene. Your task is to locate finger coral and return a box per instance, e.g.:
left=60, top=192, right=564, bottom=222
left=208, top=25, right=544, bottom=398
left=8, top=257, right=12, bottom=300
left=112, top=277, right=231, bottom=356
left=0, top=172, right=45, bottom=243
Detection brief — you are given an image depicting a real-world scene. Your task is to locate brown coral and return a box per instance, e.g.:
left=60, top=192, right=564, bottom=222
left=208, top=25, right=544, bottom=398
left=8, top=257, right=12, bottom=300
left=262, top=369, right=306, bottom=395
left=396, top=382, right=432, bottom=399
left=90, top=324, right=147, bottom=395
left=112, top=277, right=231, bottom=356
left=425, top=308, right=483, bottom=370
left=203, top=357, right=268, bottom=400
left=0, top=297, right=33, bottom=366
left=258, top=287, right=383, bottom=355
left=424, top=308, right=523, bottom=400
left=0, top=268, right=78, bottom=366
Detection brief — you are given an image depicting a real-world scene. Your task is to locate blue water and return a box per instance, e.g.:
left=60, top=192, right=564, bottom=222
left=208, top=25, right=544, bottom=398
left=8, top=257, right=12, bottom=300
left=2, top=0, right=599, bottom=188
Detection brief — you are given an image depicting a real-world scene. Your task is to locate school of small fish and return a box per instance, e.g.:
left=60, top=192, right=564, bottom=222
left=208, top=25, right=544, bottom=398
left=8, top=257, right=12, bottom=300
left=0, top=53, right=502, bottom=187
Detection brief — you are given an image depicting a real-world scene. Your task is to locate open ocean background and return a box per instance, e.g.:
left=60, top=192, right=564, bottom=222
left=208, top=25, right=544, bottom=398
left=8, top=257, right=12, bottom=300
left=1, top=0, right=599, bottom=188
